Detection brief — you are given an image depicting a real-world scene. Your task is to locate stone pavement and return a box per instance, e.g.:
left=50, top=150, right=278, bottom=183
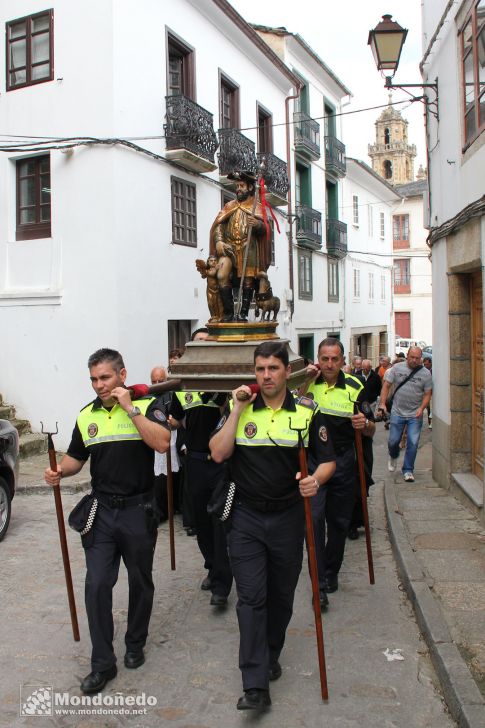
left=375, top=426, right=485, bottom=728
left=1, top=427, right=482, bottom=726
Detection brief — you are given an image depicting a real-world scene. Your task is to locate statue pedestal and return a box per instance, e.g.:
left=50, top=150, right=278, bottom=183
left=207, top=321, right=278, bottom=342
left=169, top=337, right=305, bottom=392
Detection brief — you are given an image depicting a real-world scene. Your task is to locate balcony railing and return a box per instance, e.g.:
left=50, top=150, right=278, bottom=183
left=326, top=219, right=348, bottom=258
left=294, top=111, right=320, bottom=159
left=218, top=128, right=257, bottom=178
left=324, top=135, right=346, bottom=178
left=296, top=205, right=322, bottom=249
left=164, top=95, right=218, bottom=171
left=257, top=152, right=289, bottom=206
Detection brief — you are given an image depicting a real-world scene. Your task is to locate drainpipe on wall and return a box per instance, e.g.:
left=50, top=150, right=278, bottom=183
left=285, top=84, right=301, bottom=320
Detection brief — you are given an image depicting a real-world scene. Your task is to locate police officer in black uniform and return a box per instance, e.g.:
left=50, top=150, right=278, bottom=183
left=303, top=338, right=375, bottom=609
left=168, top=330, right=232, bottom=606
left=44, top=348, right=170, bottom=694
left=210, top=341, right=336, bottom=711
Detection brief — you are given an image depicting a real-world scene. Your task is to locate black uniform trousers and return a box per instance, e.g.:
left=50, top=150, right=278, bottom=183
left=186, top=453, right=232, bottom=596
left=310, top=448, right=356, bottom=587
left=84, top=500, right=157, bottom=672
left=227, top=500, right=305, bottom=690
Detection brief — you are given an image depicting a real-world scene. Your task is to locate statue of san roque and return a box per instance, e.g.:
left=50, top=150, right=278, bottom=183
left=209, top=171, right=271, bottom=322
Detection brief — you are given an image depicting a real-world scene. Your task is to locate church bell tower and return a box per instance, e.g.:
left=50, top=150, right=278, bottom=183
left=368, top=95, right=417, bottom=184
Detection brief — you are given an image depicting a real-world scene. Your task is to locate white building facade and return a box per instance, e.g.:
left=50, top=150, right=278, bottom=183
left=422, top=0, right=485, bottom=523
left=392, top=180, right=432, bottom=348
left=0, top=0, right=298, bottom=447
left=342, top=159, right=399, bottom=362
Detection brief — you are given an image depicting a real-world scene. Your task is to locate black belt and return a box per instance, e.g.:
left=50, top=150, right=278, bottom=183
left=236, top=494, right=300, bottom=513
left=95, top=490, right=153, bottom=510
left=187, top=450, right=212, bottom=461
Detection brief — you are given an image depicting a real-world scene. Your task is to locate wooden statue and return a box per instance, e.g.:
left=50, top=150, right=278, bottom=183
left=196, top=256, right=224, bottom=322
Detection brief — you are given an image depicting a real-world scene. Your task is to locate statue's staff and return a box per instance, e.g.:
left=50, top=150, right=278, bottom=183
left=41, top=421, right=80, bottom=642
left=235, top=160, right=266, bottom=319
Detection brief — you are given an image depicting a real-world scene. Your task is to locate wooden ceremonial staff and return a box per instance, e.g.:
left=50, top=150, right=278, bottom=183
left=353, top=403, right=375, bottom=585
left=41, top=422, right=80, bottom=642
left=290, top=419, right=329, bottom=701
left=127, top=379, right=181, bottom=571
left=165, top=429, right=176, bottom=571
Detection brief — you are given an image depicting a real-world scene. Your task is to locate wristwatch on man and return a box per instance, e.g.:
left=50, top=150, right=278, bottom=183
left=127, top=405, right=142, bottom=419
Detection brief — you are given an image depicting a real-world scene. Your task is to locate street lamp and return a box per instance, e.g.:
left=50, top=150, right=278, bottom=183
left=368, top=14, right=438, bottom=120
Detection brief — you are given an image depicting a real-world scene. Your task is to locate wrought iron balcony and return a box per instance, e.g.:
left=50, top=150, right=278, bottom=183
left=294, top=111, right=320, bottom=160
left=326, top=219, right=348, bottom=258
left=257, top=152, right=289, bottom=206
left=296, top=205, right=322, bottom=250
left=324, top=135, right=346, bottom=178
left=164, top=95, right=218, bottom=172
left=218, top=128, right=257, bottom=180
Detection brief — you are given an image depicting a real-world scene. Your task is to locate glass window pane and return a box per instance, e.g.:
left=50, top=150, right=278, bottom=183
left=9, top=21, right=26, bottom=39
left=10, top=39, right=26, bottom=69
left=10, top=68, right=26, bottom=86
left=20, top=208, right=36, bottom=224
left=465, top=106, right=477, bottom=141
left=480, top=90, right=485, bottom=126
left=40, top=181, right=50, bottom=205
left=20, top=178, right=35, bottom=206
left=39, top=157, right=50, bottom=173
left=19, top=160, right=35, bottom=176
left=32, top=63, right=50, bottom=80
left=32, top=14, right=50, bottom=33
left=32, top=34, right=49, bottom=64
left=464, top=51, right=476, bottom=107
left=463, top=19, right=473, bottom=54
left=478, top=26, right=485, bottom=97
left=40, top=205, right=51, bottom=222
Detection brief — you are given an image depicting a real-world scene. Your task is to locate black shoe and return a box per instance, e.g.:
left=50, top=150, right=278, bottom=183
left=348, top=527, right=359, bottom=540
left=237, top=688, right=271, bottom=711
left=186, top=527, right=197, bottom=537
left=124, top=650, right=145, bottom=669
left=319, top=589, right=329, bottom=610
left=80, top=665, right=117, bottom=694
left=269, top=661, right=282, bottom=681
left=324, top=575, right=338, bottom=593
left=210, top=594, right=228, bottom=607
left=200, top=576, right=212, bottom=591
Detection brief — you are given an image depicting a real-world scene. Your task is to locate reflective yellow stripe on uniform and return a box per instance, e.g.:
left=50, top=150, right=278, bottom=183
left=77, top=398, right=155, bottom=448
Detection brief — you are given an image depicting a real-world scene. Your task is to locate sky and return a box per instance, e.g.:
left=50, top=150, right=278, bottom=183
left=229, top=0, right=426, bottom=172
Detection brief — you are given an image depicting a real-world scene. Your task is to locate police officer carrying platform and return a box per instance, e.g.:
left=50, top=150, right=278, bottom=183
left=44, top=348, right=170, bottom=694
left=169, top=328, right=232, bottom=606
left=302, top=338, right=375, bottom=609
left=210, top=341, right=336, bottom=711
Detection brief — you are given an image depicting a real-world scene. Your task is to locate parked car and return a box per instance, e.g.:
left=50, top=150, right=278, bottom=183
left=422, top=345, right=433, bottom=356
left=395, top=338, right=427, bottom=356
left=0, top=419, right=19, bottom=541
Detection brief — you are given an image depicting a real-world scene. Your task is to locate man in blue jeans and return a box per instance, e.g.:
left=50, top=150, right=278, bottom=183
left=379, top=347, right=432, bottom=482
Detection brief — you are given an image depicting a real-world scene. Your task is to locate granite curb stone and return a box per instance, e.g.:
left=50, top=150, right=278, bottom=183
left=384, top=478, right=485, bottom=728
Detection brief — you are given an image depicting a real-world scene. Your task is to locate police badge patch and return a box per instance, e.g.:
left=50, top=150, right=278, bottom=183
left=87, top=423, right=98, bottom=438
left=153, top=409, right=166, bottom=422
left=185, top=393, right=194, bottom=404
left=318, top=425, right=328, bottom=442
left=216, top=414, right=227, bottom=430
left=244, top=422, right=257, bottom=438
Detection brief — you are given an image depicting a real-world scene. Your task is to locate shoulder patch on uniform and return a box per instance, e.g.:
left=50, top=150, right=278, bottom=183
left=152, top=409, right=167, bottom=422
left=318, top=425, right=328, bottom=442
left=185, top=393, right=194, bottom=404
left=296, top=395, right=318, bottom=411
left=216, top=414, right=227, bottom=430
left=344, top=376, right=362, bottom=390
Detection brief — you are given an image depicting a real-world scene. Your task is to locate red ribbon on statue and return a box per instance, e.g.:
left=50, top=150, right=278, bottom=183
left=260, top=177, right=280, bottom=241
